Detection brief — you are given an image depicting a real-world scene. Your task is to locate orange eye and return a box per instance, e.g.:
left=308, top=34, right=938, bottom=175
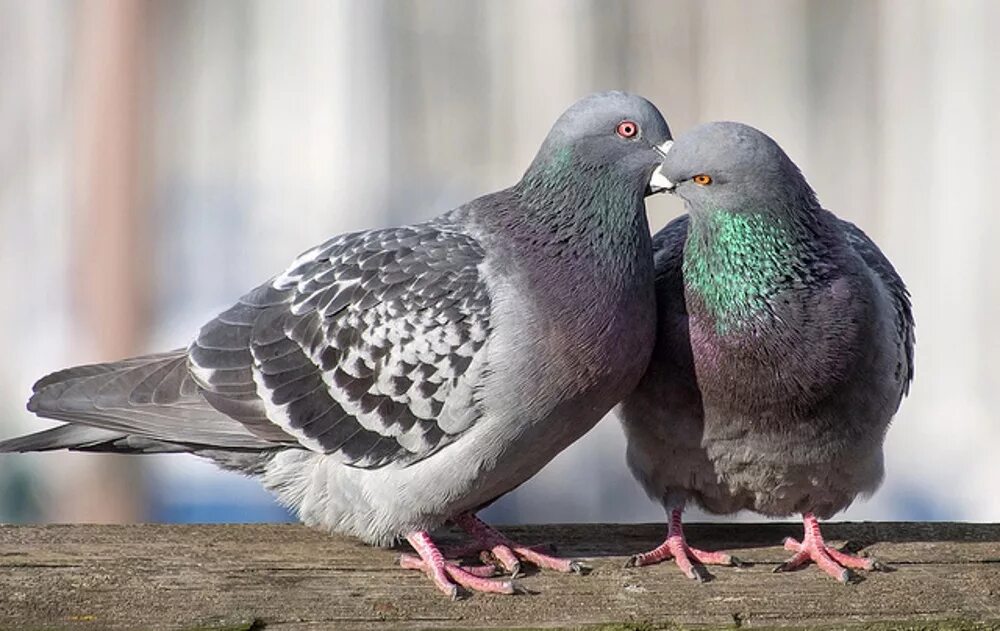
left=616, top=120, right=639, bottom=139
left=693, top=174, right=713, bottom=185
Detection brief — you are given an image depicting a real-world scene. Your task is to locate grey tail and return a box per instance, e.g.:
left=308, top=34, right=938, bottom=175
left=14, top=350, right=280, bottom=453
left=0, top=424, right=188, bottom=454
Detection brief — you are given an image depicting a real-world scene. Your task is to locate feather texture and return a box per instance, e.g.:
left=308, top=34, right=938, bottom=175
left=189, top=219, right=492, bottom=468
left=621, top=122, right=914, bottom=523
left=23, top=351, right=276, bottom=450
left=4, top=91, right=672, bottom=550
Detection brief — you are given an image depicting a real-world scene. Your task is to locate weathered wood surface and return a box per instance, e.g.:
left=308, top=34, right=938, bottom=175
left=0, top=522, right=998, bottom=630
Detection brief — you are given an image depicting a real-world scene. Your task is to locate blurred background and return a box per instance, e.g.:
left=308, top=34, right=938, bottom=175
left=1, top=0, right=997, bottom=526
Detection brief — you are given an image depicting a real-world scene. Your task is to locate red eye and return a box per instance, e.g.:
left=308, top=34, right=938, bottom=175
left=616, top=120, right=639, bottom=139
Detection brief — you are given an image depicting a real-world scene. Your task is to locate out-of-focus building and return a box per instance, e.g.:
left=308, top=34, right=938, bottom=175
left=1, top=0, right=998, bottom=525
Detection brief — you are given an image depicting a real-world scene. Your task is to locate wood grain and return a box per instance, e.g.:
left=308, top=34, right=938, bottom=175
left=0, top=522, right=998, bottom=630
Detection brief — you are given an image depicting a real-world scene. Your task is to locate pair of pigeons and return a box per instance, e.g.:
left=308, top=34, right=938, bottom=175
left=1, top=92, right=913, bottom=598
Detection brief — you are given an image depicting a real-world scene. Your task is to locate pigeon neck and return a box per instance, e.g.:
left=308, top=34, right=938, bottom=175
left=683, top=207, right=816, bottom=334
left=513, top=147, right=650, bottom=268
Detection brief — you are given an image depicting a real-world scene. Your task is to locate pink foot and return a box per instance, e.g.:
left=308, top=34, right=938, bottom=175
left=626, top=508, right=742, bottom=582
left=774, top=513, right=882, bottom=583
left=401, top=531, right=517, bottom=598
left=453, top=513, right=588, bottom=577
left=399, top=553, right=499, bottom=577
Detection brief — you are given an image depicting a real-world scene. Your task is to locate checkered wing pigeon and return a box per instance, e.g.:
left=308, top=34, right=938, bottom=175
left=2, top=91, right=674, bottom=598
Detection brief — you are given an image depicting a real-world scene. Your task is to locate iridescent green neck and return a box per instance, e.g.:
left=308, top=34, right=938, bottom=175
left=683, top=209, right=800, bottom=333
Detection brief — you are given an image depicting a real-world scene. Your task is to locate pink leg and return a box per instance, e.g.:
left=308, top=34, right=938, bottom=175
left=399, top=553, right=499, bottom=577
left=774, top=513, right=881, bottom=582
left=452, top=513, right=586, bottom=577
left=626, top=507, right=741, bottom=582
left=401, top=531, right=516, bottom=598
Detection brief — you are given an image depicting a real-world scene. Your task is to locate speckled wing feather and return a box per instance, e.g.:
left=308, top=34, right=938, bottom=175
left=839, top=218, right=915, bottom=394
left=189, top=219, right=492, bottom=469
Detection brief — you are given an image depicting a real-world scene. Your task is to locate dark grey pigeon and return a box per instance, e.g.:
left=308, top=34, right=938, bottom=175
left=2, top=92, right=673, bottom=598
left=619, top=121, right=914, bottom=582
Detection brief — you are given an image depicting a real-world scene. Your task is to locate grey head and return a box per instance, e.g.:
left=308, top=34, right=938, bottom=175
left=659, top=121, right=819, bottom=214
left=523, top=91, right=673, bottom=194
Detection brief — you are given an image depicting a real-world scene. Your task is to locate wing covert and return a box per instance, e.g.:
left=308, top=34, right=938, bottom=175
left=189, top=221, right=492, bottom=468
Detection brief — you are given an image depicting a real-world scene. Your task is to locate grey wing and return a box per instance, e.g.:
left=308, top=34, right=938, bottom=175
left=648, top=214, right=693, bottom=364
left=622, top=214, right=702, bottom=503
left=189, top=222, right=492, bottom=469
left=839, top=218, right=915, bottom=393
left=651, top=214, right=689, bottom=290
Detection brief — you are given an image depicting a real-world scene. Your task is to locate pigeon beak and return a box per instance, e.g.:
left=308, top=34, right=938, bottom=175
left=647, top=140, right=675, bottom=194
left=648, top=165, right=674, bottom=194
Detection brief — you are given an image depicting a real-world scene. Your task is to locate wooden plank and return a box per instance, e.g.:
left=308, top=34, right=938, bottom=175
left=0, top=523, right=997, bottom=630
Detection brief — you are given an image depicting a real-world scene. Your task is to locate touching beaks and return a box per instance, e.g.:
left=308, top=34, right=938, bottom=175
left=648, top=140, right=675, bottom=194
left=648, top=165, right=674, bottom=193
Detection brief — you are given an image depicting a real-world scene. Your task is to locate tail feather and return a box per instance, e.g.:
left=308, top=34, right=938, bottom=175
left=0, top=424, right=187, bottom=454
left=31, top=351, right=183, bottom=391
left=20, top=350, right=283, bottom=451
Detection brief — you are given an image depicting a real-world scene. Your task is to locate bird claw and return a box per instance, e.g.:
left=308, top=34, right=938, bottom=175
left=626, top=537, right=733, bottom=581
left=868, top=559, right=893, bottom=572
left=729, top=554, right=751, bottom=569
left=497, top=556, right=523, bottom=580
left=773, top=557, right=857, bottom=584
left=776, top=515, right=881, bottom=583
left=479, top=547, right=522, bottom=578
left=690, top=564, right=712, bottom=583
left=510, top=581, right=532, bottom=595
left=402, top=534, right=518, bottom=597
left=452, top=513, right=583, bottom=576
left=509, top=545, right=584, bottom=574
left=626, top=508, right=735, bottom=581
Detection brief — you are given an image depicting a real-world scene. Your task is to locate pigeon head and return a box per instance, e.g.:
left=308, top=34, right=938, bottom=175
left=659, top=121, right=819, bottom=214
left=523, top=91, right=673, bottom=195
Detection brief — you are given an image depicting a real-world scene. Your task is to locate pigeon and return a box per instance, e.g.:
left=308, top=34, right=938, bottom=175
left=1, top=91, right=674, bottom=598
left=619, top=121, right=914, bottom=582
